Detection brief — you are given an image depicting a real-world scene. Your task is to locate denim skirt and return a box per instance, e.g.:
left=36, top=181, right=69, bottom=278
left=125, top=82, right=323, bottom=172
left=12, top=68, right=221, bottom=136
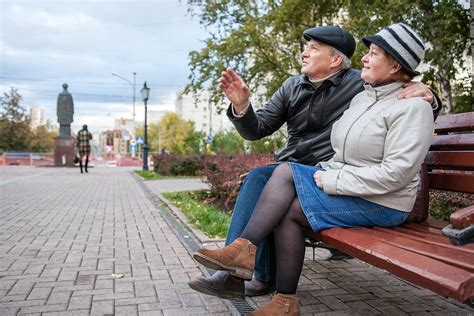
left=288, top=163, right=409, bottom=232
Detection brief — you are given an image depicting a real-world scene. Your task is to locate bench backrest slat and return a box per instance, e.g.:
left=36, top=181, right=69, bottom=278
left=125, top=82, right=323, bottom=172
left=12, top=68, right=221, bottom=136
left=430, top=134, right=474, bottom=151
left=434, top=112, right=474, bottom=134
left=425, top=151, right=474, bottom=170
left=428, top=172, right=474, bottom=193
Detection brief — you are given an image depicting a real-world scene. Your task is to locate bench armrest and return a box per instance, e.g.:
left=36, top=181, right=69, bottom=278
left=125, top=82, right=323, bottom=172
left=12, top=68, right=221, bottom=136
left=450, top=205, right=474, bottom=230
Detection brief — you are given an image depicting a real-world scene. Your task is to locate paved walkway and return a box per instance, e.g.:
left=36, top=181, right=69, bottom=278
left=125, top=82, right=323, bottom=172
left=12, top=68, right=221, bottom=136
left=0, top=166, right=472, bottom=315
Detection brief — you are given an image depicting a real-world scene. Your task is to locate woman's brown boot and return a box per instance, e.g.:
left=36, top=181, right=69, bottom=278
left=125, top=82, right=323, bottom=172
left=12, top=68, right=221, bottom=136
left=193, top=238, right=256, bottom=280
left=248, top=293, right=300, bottom=316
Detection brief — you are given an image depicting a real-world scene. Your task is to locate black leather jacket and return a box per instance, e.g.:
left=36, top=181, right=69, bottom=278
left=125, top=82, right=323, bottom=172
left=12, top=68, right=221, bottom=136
left=227, top=69, right=364, bottom=165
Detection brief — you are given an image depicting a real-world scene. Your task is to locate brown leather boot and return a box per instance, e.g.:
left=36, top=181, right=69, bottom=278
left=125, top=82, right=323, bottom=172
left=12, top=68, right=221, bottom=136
left=193, top=238, right=256, bottom=280
left=188, top=271, right=245, bottom=299
left=248, top=293, right=300, bottom=315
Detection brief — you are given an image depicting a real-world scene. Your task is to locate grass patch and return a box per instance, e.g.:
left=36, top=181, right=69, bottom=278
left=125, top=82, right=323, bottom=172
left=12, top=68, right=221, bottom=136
left=134, top=170, right=168, bottom=180
left=134, top=170, right=192, bottom=180
left=163, top=190, right=231, bottom=239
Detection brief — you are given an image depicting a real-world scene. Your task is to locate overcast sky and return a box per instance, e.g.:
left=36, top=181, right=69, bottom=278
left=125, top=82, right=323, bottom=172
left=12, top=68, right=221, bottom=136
left=0, top=0, right=208, bottom=132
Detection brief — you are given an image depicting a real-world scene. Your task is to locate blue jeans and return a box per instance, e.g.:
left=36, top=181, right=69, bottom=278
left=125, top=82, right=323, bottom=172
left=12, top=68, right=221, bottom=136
left=225, top=164, right=279, bottom=283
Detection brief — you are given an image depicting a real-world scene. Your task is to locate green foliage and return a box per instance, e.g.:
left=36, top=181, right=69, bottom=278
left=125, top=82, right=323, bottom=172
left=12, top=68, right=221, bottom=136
left=153, top=154, right=203, bottom=176
left=185, top=0, right=470, bottom=113
left=29, top=125, right=58, bottom=153
left=163, top=190, right=231, bottom=238
left=0, top=88, right=32, bottom=152
left=429, top=190, right=473, bottom=222
left=210, top=129, right=245, bottom=155
left=160, top=112, right=204, bottom=154
left=134, top=170, right=169, bottom=180
left=247, top=133, right=285, bottom=154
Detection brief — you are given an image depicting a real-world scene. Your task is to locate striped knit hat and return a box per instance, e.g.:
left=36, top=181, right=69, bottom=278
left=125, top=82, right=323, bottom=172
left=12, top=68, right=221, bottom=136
left=362, top=23, right=426, bottom=77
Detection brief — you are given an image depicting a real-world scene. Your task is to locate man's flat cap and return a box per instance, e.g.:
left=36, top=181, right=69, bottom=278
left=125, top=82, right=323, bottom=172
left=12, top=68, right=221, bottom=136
left=303, top=25, right=356, bottom=58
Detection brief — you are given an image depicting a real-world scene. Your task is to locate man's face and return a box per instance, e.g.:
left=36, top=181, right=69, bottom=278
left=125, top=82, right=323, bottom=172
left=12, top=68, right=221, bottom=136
left=301, top=40, right=338, bottom=80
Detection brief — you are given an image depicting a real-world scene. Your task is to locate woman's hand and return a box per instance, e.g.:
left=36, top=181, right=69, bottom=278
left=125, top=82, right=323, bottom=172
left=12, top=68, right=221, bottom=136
left=313, top=170, right=325, bottom=189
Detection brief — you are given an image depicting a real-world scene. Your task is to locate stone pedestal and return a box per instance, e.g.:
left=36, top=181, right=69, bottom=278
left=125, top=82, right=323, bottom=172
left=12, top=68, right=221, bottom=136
left=54, top=137, right=76, bottom=166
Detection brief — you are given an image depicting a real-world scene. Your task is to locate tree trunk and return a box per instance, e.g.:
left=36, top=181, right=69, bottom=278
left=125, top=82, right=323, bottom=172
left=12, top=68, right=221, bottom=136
left=436, top=71, right=453, bottom=114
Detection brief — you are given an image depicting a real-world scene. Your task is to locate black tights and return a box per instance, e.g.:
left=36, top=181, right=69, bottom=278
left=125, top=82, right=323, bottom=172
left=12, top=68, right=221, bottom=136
left=241, top=163, right=311, bottom=294
left=79, top=155, right=89, bottom=173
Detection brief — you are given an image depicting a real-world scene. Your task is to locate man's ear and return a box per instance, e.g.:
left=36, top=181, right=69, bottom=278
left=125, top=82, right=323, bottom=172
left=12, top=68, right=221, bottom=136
left=331, top=54, right=343, bottom=68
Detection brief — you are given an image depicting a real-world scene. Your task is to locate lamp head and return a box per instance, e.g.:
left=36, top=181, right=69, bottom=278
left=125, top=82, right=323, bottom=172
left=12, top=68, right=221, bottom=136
left=141, top=82, right=150, bottom=102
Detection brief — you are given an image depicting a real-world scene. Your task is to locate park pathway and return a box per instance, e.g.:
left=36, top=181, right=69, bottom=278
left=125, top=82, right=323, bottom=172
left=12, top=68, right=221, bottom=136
left=0, top=166, right=472, bottom=315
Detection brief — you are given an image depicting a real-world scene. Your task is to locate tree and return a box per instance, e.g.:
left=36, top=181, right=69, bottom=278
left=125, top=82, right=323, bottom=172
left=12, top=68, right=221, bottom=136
left=247, top=133, right=285, bottom=155
left=185, top=0, right=470, bottom=113
left=344, top=0, right=470, bottom=113
left=29, top=124, right=58, bottom=153
left=159, top=112, right=204, bottom=154
left=0, top=87, right=32, bottom=152
left=211, top=129, right=245, bottom=155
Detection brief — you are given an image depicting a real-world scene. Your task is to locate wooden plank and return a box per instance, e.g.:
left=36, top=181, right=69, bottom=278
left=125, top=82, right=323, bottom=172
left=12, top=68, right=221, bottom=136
left=451, top=205, right=474, bottom=230
left=430, top=134, right=474, bottom=151
left=425, top=151, right=474, bottom=170
left=429, top=172, right=474, bottom=193
left=377, top=227, right=474, bottom=253
left=360, top=228, right=474, bottom=271
left=312, top=228, right=474, bottom=303
left=435, top=112, right=474, bottom=134
left=375, top=227, right=474, bottom=252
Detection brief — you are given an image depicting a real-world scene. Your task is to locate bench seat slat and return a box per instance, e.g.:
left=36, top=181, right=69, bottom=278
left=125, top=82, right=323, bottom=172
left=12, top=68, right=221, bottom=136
left=311, top=227, right=474, bottom=302
left=428, top=172, right=474, bottom=193
left=373, top=227, right=474, bottom=253
left=360, top=227, right=474, bottom=272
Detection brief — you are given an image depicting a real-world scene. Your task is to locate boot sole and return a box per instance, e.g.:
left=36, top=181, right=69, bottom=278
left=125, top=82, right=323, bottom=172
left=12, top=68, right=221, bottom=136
left=188, top=279, right=245, bottom=300
left=193, top=252, right=253, bottom=280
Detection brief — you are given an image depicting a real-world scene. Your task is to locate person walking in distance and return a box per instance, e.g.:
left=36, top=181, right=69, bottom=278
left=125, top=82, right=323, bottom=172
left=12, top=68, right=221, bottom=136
left=77, top=124, right=92, bottom=173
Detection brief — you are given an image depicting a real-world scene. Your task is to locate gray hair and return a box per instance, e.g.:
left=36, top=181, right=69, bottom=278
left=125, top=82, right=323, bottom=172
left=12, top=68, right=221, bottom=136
left=329, top=47, right=352, bottom=70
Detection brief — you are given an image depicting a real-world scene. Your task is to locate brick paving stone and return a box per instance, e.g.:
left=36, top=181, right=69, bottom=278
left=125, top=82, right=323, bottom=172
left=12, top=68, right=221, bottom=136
left=90, top=299, right=114, bottom=315
left=2, top=166, right=473, bottom=315
left=67, top=295, right=92, bottom=310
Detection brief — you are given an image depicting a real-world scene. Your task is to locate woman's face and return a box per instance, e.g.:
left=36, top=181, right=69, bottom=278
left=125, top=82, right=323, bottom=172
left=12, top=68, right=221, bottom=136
left=361, top=44, right=399, bottom=84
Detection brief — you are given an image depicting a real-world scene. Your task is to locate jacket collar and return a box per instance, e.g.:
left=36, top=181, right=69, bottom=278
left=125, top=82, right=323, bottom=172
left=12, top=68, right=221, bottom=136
left=363, top=81, right=405, bottom=100
left=297, top=69, right=349, bottom=88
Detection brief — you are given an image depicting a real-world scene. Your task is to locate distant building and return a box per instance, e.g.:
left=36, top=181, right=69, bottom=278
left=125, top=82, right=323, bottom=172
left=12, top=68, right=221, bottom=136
left=175, top=90, right=233, bottom=136
left=30, top=106, right=44, bottom=129
left=148, top=110, right=168, bottom=124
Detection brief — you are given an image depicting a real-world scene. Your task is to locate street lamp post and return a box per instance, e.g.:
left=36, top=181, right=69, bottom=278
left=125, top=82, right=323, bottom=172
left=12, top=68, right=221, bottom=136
left=112, top=72, right=137, bottom=127
left=141, top=82, right=150, bottom=171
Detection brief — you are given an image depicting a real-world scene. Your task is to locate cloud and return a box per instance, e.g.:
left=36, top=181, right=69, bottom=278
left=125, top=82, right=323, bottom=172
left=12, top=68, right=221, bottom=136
left=0, top=0, right=207, bottom=132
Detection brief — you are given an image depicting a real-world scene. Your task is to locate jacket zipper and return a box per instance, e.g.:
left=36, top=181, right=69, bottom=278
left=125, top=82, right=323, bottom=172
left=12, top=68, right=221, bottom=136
left=341, top=94, right=378, bottom=163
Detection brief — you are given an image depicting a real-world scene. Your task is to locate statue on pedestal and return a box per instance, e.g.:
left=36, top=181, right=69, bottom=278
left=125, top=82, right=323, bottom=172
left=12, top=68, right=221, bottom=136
left=57, top=83, right=74, bottom=138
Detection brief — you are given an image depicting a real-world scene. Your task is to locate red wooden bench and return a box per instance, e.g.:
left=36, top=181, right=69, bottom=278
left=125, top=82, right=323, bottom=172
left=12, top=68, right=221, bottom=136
left=305, top=112, right=474, bottom=306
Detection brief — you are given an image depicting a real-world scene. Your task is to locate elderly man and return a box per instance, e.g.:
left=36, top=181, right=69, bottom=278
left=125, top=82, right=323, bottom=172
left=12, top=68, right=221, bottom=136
left=189, top=25, right=439, bottom=299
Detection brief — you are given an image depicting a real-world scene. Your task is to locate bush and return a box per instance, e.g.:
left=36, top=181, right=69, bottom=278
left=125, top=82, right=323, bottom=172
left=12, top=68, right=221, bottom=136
left=153, top=153, right=203, bottom=176
left=211, top=130, right=245, bottom=155
left=429, top=190, right=473, bottom=221
left=202, top=154, right=274, bottom=211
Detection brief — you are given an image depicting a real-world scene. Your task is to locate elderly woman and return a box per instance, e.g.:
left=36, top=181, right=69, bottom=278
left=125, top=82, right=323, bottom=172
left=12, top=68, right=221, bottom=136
left=193, top=23, right=434, bottom=315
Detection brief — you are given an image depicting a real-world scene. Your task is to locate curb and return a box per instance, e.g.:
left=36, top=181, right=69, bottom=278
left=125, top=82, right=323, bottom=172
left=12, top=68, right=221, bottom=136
left=155, top=192, right=226, bottom=244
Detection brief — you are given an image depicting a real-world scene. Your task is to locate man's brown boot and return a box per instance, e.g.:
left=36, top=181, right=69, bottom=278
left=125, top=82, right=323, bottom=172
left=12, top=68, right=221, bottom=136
left=188, top=271, right=245, bottom=299
left=193, top=238, right=256, bottom=280
left=248, top=293, right=300, bottom=315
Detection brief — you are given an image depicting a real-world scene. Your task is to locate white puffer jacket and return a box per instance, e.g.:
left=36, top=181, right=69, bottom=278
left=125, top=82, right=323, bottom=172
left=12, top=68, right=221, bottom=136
left=319, top=82, right=434, bottom=212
